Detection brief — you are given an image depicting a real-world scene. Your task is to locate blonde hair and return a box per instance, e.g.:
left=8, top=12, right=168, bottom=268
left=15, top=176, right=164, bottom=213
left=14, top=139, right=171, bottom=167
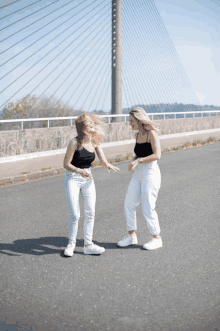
left=75, top=113, right=105, bottom=149
left=129, top=107, right=159, bottom=135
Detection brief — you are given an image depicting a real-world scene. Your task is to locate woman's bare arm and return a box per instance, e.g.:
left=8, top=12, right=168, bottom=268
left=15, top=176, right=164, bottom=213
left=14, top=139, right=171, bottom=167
left=141, top=130, right=161, bottom=163
left=95, top=145, right=120, bottom=172
left=128, top=131, right=161, bottom=171
left=95, top=145, right=108, bottom=167
left=63, top=140, right=79, bottom=173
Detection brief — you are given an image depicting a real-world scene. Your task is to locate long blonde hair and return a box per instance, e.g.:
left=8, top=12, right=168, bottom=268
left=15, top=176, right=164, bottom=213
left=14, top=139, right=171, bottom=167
left=75, top=113, right=105, bottom=149
left=129, top=107, right=159, bottom=136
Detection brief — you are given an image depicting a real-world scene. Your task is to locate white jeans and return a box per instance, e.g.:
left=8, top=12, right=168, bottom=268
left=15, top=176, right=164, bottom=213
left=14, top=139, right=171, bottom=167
left=64, top=169, right=96, bottom=246
left=124, top=161, right=161, bottom=235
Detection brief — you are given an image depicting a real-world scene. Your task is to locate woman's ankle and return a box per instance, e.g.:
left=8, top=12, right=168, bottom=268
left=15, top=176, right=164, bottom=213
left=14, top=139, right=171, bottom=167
left=152, top=234, right=161, bottom=239
left=128, top=231, right=136, bottom=238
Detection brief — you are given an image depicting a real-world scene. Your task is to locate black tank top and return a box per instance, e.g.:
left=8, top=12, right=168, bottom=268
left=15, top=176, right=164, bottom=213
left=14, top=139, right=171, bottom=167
left=71, top=138, right=95, bottom=169
left=134, top=132, right=153, bottom=158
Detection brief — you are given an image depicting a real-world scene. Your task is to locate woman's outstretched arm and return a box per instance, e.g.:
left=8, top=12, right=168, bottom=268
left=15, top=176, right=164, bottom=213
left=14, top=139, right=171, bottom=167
left=95, top=145, right=120, bottom=172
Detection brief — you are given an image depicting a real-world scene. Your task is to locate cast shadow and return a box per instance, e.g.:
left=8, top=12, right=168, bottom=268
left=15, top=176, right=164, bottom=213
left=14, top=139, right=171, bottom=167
left=0, top=236, right=68, bottom=257
left=0, top=237, right=143, bottom=257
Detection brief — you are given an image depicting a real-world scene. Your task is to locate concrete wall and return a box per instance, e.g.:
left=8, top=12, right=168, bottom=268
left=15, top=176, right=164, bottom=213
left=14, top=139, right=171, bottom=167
left=0, top=117, right=220, bottom=157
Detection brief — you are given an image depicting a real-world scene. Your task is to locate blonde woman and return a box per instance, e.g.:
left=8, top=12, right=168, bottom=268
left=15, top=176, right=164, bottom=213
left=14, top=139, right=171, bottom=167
left=117, top=107, right=162, bottom=250
left=64, top=114, right=119, bottom=257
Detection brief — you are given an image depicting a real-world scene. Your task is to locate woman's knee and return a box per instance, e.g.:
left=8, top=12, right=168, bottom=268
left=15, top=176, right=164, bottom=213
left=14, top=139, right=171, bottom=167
left=69, top=214, right=80, bottom=223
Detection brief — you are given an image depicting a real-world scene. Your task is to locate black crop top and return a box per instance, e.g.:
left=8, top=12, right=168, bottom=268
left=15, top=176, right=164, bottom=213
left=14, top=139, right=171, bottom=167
left=71, top=139, right=95, bottom=169
left=134, top=141, right=153, bottom=158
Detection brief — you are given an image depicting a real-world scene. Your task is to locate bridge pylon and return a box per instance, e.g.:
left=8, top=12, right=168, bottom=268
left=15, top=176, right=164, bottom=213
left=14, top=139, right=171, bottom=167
left=111, top=0, right=122, bottom=122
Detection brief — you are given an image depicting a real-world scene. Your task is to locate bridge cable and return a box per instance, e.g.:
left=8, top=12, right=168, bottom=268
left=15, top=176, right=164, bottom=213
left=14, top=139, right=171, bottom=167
left=33, top=22, right=111, bottom=108
left=86, top=49, right=111, bottom=112
left=70, top=39, right=111, bottom=109
left=0, top=0, right=22, bottom=9
left=0, top=2, right=110, bottom=107
left=148, top=0, right=199, bottom=105
left=52, top=21, right=111, bottom=106
left=0, top=0, right=43, bottom=20
left=123, top=0, right=168, bottom=108
left=0, top=0, right=62, bottom=33
left=132, top=0, right=176, bottom=108
left=95, top=69, right=111, bottom=112
left=0, top=0, right=85, bottom=57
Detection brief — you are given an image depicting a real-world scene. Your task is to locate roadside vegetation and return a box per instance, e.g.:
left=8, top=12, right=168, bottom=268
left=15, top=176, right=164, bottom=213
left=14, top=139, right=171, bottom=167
left=1, top=94, right=219, bottom=131
left=0, top=136, right=219, bottom=187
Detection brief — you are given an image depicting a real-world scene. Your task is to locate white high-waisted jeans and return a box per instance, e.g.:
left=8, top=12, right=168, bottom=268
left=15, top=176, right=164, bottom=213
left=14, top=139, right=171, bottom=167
left=64, top=169, right=96, bottom=246
left=124, top=161, right=161, bottom=235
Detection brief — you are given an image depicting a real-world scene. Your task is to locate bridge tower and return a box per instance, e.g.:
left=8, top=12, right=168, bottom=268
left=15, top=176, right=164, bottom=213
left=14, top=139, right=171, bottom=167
left=111, top=0, right=122, bottom=121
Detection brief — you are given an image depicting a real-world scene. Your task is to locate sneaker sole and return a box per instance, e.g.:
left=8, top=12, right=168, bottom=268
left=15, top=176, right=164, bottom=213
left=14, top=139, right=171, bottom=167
left=84, top=252, right=104, bottom=255
left=142, top=245, right=162, bottom=250
left=84, top=249, right=105, bottom=255
left=117, top=243, right=138, bottom=247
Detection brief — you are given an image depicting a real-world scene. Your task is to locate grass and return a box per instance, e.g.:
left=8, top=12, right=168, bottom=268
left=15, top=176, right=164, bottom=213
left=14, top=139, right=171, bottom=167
left=126, top=153, right=132, bottom=160
left=1, top=136, right=219, bottom=188
left=182, top=142, right=191, bottom=148
left=21, top=176, right=28, bottom=181
left=91, top=161, right=98, bottom=168
left=161, top=136, right=219, bottom=154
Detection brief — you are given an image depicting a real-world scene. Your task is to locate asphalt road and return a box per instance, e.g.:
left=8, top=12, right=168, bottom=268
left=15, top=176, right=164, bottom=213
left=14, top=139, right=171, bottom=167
left=0, top=143, right=220, bottom=331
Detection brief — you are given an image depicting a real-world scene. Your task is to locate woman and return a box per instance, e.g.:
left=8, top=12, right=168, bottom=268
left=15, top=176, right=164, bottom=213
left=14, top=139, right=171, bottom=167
left=117, top=107, right=162, bottom=250
left=64, top=114, right=119, bottom=256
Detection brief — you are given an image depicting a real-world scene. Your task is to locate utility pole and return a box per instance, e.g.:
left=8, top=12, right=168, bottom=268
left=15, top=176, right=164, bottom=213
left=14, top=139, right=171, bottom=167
left=111, top=0, right=122, bottom=122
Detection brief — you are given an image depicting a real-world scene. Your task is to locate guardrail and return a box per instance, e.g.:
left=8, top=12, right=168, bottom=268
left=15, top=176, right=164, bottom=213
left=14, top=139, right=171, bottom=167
left=0, top=110, right=220, bottom=130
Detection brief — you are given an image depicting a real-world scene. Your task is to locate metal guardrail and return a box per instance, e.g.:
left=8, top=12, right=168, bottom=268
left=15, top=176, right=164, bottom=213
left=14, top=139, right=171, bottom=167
left=0, top=110, right=220, bottom=130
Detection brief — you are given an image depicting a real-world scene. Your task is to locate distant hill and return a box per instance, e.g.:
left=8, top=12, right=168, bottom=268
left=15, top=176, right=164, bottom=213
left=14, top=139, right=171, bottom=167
left=122, top=103, right=220, bottom=114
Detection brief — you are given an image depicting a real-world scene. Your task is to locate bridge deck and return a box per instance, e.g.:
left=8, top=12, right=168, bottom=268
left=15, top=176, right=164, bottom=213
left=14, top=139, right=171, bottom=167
left=0, top=142, right=219, bottom=331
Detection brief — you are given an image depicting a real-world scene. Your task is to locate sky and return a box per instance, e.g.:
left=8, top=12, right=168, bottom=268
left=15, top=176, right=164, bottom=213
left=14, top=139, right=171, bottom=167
left=0, top=0, right=219, bottom=113
left=154, top=0, right=220, bottom=106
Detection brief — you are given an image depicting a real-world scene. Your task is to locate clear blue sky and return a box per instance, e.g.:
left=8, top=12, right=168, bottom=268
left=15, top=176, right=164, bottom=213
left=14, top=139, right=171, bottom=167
left=0, top=0, right=219, bottom=113
left=154, top=0, right=220, bottom=106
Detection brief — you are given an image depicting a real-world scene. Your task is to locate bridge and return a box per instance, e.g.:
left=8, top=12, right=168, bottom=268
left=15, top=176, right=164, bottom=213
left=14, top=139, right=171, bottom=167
left=0, top=1, right=220, bottom=331
left=1, top=142, right=220, bottom=331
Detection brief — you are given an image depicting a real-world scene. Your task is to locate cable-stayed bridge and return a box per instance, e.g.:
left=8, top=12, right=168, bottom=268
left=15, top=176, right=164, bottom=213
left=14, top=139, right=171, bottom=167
left=0, top=0, right=202, bottom=117
left=0, top=3, right=220, bottom=330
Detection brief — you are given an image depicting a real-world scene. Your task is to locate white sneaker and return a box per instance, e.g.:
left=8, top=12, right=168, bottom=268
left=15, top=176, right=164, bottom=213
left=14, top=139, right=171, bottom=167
left=143, top=238, right=162, bottom=250
left=64, top=243, right=76, bottom=257
left=84, top=243, right=105, bottom=255
left=117, top=234, right=138, bottom=247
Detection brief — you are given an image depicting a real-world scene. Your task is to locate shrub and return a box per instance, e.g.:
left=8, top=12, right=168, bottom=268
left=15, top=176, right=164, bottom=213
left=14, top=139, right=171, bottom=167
left=183, top=142, right=191, bottom=148
left=91, top=161, right=98, bottom=168
left=206, top=137, right=214, bottom=143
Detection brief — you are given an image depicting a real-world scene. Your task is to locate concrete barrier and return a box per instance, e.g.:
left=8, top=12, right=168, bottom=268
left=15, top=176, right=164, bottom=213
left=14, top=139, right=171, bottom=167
left=0, top=117, right=220, bottom=157
left=0, top=129, right=220, bottom=181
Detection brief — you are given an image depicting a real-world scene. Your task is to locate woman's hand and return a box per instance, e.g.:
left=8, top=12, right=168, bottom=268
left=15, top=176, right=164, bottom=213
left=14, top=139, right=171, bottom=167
left=128, top=159, right=139, bottom=172
left=78, top=169, right=93, bottom=179
left=105, top=163, right=120, bottom=173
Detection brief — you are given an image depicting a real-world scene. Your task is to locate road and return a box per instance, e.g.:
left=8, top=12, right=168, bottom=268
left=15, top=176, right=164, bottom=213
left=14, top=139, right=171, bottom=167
left=0, top=143, right=220, bottom=331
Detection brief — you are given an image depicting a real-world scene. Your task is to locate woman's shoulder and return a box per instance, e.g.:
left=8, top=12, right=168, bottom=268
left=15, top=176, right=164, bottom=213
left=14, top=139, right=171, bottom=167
left=69, top=137, right=78, bottom=147
left=148, top=130, right=159, bottom=144
left=148, top=130, right=158, bottom=138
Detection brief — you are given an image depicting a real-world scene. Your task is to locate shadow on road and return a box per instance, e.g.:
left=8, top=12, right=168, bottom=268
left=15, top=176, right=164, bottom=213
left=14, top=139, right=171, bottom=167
left=0, top=236, right=67, bottom=256
left=0, top=237, right=143, bottom=257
